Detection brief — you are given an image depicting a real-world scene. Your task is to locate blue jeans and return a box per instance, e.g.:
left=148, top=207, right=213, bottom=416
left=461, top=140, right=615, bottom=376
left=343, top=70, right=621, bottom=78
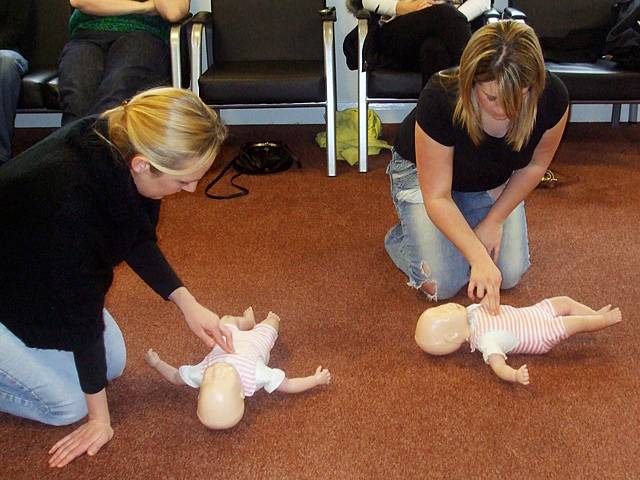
left=0, top=310, right=126, bottom=426
left=58, top=30, right=170, bottom=125
left=0, top=50, right=28, bottom=163
left=385, top=151, right=530, bottom=300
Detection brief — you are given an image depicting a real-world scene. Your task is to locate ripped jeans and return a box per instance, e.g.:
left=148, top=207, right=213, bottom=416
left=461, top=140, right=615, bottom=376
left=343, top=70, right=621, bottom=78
left=385, top=151, right=530, bottom=300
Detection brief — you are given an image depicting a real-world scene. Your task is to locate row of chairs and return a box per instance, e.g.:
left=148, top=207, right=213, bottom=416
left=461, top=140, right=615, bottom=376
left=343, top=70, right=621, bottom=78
left=17, top=1, right=640, bottom=178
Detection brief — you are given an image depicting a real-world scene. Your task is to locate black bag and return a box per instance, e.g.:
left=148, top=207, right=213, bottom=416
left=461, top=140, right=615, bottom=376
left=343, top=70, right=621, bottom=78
left=205, top=142, right=300, bottom=200
left=604, top=0, right=640, bottom=70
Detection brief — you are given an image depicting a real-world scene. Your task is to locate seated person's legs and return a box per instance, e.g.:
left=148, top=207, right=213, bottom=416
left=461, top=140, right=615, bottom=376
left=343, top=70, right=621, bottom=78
left=379, top=4, right=471, bottom=84
left=58, top=33, right=109, bottom=125
left=0, top=50, right=28, bottom=163
left=89, top=31, right=170, bottom=116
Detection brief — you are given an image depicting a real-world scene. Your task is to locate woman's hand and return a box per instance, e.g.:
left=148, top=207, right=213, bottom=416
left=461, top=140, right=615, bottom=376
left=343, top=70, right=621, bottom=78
left=396, top=0, right=434, bottom=16
left=183, top=302, right=234, bottom=352
left=169, top=287, right=234, bottom=352
left=48, top=389, right=112, bottom=468
left=474, top=218, right=503, bottom=263
left=468, top=254, right=502, bottom=315
left=48, top=420, right=113, bottom=468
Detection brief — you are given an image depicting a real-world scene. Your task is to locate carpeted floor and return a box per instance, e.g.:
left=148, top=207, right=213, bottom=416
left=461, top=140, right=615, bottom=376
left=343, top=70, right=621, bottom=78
left=2, top=122, right=639, bottom=479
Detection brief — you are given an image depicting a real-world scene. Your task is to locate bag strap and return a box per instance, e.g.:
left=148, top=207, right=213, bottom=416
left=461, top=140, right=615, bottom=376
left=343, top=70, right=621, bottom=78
left=204, top=156, right=249, bottom=200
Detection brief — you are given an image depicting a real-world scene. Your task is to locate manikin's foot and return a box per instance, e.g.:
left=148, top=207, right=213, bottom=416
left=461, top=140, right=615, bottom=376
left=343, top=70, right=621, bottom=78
left=239, top=307, right=256, bottom=330
left=596, top=304, right=612, bottom=315
left=602, top=308, right=622, bottom=327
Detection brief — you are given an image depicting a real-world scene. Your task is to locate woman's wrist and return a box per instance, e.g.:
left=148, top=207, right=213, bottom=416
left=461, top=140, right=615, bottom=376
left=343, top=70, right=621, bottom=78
left=169, top=286, right=197, bottom=313
left=85, top=389, right=111, bottom=424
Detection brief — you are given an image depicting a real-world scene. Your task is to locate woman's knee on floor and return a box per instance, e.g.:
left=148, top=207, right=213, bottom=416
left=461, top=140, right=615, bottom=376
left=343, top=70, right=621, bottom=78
left=500, top=262, right=529, bottom=290
left=45, top=394, right=88, bottom=426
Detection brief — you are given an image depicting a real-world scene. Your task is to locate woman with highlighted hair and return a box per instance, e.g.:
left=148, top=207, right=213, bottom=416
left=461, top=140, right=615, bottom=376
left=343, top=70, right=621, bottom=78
left=0, top=87, right=232, bottom=468
left=385, top=21, right=569, bottom=313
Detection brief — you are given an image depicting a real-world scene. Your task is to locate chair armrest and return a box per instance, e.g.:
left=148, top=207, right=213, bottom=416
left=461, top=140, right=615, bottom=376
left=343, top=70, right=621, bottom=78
left=190, top=10, right=212, bottom=24
left=483, top=8, right=501, bottom=24
left=355, top=8, right=371, bottom=20
left=502, top=7, right=527, bottom=22
left=189, top=11, right=214, bottom=96
left=319, top=6, right=336, bottom=22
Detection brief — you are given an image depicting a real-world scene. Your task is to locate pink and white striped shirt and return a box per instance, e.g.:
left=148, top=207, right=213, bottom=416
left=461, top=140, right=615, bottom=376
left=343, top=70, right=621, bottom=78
left=178, top=324, right=285, bottom=396
left=468, top=299, right=568, bottom=363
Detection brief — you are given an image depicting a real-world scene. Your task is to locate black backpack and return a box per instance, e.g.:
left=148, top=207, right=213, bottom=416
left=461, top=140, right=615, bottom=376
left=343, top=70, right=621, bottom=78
left=604, top=0, right=640, bottom=70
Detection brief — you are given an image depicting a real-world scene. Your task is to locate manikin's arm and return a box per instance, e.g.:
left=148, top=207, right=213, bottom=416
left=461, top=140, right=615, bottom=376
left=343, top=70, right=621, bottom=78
left=487, top=355, right=530, bottom=385
left=145, top=349, right=186, bottom=385
left=276, top=366, right=331, bottom=394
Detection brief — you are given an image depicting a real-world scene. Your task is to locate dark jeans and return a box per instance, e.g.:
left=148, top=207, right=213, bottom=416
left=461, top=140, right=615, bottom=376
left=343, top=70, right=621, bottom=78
left=58, top=30, right=170, bottom=125
left=379, top=4, right=471, bottom=86
left=0, top=50, right=28, bottom=163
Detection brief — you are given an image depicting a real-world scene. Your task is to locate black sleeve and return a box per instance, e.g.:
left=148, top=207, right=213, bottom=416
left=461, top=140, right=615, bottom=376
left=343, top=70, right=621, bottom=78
left=415, top=78, right=456, bottom=147
left=543, top=73, right=570, bottom=129
left=73, top=336, right=107, bottom=394
left=125, top=240, right=183, bottom=299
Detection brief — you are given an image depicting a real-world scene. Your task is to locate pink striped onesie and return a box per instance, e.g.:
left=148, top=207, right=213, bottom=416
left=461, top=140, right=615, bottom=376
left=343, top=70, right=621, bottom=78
left=178, top=323, right=285, bottom=396
left=468, top=299, right=569, bottom=363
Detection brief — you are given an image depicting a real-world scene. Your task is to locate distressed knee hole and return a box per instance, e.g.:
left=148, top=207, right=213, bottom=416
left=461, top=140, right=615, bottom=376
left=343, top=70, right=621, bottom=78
left=419, top=261, right=437, bottom=301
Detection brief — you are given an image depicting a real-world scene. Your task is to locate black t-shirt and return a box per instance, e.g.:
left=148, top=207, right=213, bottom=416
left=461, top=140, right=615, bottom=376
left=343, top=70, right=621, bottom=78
left=394, top=71, right=569, bottom=192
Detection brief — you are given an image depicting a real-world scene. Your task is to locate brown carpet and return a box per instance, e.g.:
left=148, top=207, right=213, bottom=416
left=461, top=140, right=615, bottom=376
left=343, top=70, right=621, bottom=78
left=3, top=122, right=639, bottom=479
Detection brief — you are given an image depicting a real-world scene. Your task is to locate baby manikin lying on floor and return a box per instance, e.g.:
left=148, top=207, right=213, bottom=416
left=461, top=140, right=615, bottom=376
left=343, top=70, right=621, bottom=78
left=146, top=307, right=331, bottom=429
left=415, top=296, right=622, bottom=385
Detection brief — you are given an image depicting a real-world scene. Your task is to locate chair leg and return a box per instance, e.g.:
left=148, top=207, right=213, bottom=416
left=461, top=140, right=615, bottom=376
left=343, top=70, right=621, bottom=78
left=629, top=104, right=638, bottom=124
left=321, top=13, right=337, bottom=177
left=325, top=104, right=337, bottom=177
left=357, top=17, right=369, bottom=173
left=611, top=104, right=621, bottom=127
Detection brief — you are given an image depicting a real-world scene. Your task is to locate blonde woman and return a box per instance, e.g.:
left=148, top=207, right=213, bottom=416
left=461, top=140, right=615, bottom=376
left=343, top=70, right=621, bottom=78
left=0, top=87, right=232, bottom=467
left=385, top=21, right=569, bottom=314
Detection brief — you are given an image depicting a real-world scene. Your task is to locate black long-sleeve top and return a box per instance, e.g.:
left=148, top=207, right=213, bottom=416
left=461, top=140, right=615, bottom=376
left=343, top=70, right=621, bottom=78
left=0, top=117, right=183, bottom=394
left=0, top=0, right=35, bottom=56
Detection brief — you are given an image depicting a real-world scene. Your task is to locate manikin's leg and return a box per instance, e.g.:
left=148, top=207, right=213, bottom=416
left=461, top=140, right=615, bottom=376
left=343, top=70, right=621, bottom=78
left=548, top=296, right=612, bottom=316
left=548, top=296, right=622, bottom=337
left=259, top=312, right=280, bottom=333
left=219, top=307, right=256, bottom=330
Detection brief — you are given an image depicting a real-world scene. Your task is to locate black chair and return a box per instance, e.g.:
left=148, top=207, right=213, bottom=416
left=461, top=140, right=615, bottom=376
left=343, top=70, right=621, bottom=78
left=505, top=0, right=640, bottom=126
left=16, top=1, right=71, bottom=113
left=352, top=3, right=499, bottom=172
left=17, top=0, right=190, bottom=115
left=189, top=0, right=338, bottom=176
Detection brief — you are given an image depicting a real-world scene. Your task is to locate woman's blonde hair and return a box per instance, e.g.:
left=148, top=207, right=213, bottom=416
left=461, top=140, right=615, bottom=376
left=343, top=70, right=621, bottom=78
left=445, top=21, right=546, bottom=151
left=99, top=87, right=227, bottom=175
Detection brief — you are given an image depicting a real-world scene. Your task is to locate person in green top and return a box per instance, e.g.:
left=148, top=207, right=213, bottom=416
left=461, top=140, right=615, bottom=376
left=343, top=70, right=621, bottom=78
left=58, top=0, right=190, bottom=125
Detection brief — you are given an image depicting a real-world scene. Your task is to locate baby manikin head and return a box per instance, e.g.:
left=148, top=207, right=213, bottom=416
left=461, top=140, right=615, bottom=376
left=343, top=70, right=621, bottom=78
left=197, top=363, right=245, bottom=430
left=415, top=303, right=470, bottom=356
